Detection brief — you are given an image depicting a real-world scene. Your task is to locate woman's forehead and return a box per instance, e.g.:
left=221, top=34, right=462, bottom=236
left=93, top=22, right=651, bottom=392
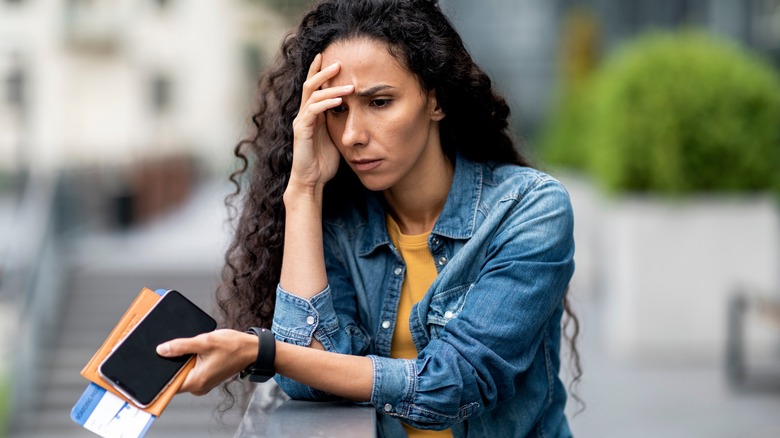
left=321, top=37, right=398, bottom=64
left=321, top=38, right=413, bottom=89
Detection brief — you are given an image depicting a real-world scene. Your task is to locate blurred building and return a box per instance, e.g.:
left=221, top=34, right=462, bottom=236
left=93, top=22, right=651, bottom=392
left=0, top=0, right=290, bottom=178
left=0, top=0, right=297, bottom=232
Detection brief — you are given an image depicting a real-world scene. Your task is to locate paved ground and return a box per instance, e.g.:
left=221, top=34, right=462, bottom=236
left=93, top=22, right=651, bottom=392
left=567, top=295, right=780, bottom=437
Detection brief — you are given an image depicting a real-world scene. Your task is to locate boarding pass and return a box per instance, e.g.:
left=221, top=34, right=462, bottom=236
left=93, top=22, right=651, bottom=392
left=71, top=381, right=155, bottom=437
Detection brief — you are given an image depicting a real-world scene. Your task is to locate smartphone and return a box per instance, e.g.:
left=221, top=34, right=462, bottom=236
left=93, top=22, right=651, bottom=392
left=98, top=290, right=217, bottom=408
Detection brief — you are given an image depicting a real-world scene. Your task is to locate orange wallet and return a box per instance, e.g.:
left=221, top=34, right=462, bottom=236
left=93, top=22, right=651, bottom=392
left=80, top=287, right=195, bottom=417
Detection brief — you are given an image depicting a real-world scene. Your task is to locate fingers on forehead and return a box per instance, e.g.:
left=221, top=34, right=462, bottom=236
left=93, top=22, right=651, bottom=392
left=307, top=53, right=322, bottom=78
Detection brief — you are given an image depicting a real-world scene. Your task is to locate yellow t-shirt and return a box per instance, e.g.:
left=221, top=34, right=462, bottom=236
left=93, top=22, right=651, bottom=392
left=386, top=215, right=453, bottom=438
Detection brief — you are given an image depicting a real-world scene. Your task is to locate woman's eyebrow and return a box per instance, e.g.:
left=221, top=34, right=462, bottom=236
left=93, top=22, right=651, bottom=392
left=355, top=84, right=395, bottom=97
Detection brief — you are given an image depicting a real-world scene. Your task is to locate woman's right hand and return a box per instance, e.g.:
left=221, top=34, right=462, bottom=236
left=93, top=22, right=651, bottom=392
left=157, top=329, right=257, bottom=396
left=289, top=53, right=354, bottom=192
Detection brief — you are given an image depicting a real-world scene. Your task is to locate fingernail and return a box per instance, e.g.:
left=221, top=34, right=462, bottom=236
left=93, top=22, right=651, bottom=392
left=156, top=343, right=170, bottom=355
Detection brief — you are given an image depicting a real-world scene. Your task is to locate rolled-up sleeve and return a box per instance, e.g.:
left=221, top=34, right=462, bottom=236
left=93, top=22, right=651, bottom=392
left=272, top=285, right=338, bottom=346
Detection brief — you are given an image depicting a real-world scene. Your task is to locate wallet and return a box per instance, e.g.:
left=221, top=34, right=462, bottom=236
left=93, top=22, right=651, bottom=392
left=79, top=287, right=195, bottom=416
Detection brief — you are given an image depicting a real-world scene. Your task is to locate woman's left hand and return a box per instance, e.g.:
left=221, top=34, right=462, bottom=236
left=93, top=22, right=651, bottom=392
left=156, top=329, right=258, bottom=396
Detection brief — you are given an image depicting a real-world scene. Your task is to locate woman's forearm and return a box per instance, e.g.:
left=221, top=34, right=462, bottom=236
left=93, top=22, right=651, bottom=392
left=280, top=180, right=329, bottom=299
left=159, top=329, right=372, bottom=400
left=276, top=340, right=373, bottom=402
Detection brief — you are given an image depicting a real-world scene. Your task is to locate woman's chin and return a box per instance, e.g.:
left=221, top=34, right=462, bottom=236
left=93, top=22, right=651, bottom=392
left=355, top=175, right=393, bottom=192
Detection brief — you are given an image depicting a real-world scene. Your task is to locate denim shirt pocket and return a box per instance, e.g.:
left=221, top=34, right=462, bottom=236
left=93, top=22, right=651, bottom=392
left=426, top=283, right=472, bottom=339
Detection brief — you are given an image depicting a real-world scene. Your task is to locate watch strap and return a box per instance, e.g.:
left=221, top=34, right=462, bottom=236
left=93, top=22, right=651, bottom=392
left=239, top=327, right=276, bottom=383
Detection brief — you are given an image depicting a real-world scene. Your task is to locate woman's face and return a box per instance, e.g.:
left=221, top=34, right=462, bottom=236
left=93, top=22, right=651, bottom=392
left=321, top=38, right=445, bottom=192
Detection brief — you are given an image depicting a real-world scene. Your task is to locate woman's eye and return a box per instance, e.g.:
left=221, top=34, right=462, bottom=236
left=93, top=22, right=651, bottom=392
left=330, top=104, right=347, bottom=115
left=370, top=99, right=391, bottom=108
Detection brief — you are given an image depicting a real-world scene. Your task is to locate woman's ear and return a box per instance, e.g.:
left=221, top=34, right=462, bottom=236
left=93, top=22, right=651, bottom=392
left=431, top=105, right=445, bottom=121
left=428, top=90, right=445, bottom=121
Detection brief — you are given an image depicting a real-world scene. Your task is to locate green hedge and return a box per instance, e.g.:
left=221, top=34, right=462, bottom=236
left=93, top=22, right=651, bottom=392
left=542, top=31, right=780, bottom=194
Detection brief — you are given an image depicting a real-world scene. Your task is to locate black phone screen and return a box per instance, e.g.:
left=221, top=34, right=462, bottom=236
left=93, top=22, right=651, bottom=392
left=99, top=290, right=217, bottom=406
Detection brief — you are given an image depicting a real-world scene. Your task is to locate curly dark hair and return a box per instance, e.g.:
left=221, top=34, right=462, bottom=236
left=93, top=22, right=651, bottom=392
left=217, top=0, right=582, bottom=413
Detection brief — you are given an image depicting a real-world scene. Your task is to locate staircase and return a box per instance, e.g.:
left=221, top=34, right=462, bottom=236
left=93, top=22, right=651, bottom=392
left=7, top=181, right=242, bottom=438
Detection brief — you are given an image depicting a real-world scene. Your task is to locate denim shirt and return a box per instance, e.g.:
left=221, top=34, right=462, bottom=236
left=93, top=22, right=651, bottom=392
left=272, top=154, right=575, bottom=438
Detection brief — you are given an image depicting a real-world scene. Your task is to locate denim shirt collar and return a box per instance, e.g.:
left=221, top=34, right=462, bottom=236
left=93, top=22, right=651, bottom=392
left=357, top=154, right=481, bottom=256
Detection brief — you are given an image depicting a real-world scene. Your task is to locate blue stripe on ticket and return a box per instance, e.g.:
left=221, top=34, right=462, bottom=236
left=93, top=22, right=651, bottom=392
left=71, top=383, right=103, bottom=426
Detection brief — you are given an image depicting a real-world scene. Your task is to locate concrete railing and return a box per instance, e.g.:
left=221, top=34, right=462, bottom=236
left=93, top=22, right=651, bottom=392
left=234, top=386, right=377, bottom=438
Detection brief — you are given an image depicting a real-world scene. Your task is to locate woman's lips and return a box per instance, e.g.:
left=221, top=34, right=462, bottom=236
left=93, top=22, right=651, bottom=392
left=352, top=159, right=382, bottom=172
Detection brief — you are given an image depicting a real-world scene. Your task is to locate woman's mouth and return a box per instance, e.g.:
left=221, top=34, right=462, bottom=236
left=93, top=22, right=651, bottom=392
left=352, top=159, right=382, bottom=172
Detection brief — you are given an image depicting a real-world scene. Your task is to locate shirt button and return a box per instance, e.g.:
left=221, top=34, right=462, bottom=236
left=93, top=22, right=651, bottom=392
left=381, top=320, right=391, bottom=329
left=393, top=267, right=403, bottom=275
left=438, top=256, right=448, bottom=266
left=306, top=316, right=315, bottom=325
left=444, top=310, right=454, bottom=319
left=432, top=237, right=440, bottom=245
left=383, top=403, right=393, bottom=412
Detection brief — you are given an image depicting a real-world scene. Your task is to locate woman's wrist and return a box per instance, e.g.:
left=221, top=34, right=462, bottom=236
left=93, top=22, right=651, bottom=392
left=284, top=177, right=325, bottom=205
left=241, top=331, right=260, bottom=369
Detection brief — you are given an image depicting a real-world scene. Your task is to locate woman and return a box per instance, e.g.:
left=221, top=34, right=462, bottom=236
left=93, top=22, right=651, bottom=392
left=157, top=0, right=581, bottom=436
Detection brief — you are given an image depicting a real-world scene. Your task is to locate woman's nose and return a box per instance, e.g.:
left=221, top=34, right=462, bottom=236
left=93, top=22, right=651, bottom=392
left=341, top=110, right=369, bottom=148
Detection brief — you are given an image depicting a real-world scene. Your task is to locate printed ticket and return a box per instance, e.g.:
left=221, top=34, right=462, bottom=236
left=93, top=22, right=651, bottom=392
left=71, top=379, right=155, bottom=437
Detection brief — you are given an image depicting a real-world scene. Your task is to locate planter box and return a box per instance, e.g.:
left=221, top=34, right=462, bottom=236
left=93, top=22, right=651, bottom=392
left=598, top=195, right=780, bottom=362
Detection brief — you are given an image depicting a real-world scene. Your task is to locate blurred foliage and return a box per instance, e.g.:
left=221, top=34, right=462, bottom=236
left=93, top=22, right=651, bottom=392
left=542, top=30, right=780, bottom=194
left=539, top=9, right=601, bottom=170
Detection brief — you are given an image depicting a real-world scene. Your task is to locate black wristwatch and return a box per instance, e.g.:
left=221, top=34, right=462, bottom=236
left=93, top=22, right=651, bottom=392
left=239, top=327, right=276, bottom=383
